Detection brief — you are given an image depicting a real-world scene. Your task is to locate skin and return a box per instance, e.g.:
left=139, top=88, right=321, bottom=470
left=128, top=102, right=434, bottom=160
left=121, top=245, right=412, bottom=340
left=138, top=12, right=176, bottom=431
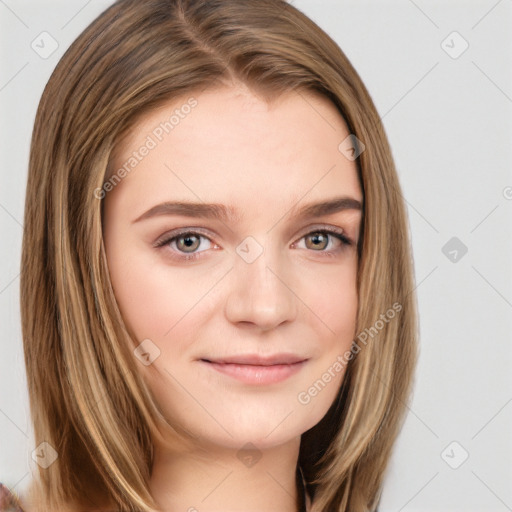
left=102, top=83, right=362, bottom=512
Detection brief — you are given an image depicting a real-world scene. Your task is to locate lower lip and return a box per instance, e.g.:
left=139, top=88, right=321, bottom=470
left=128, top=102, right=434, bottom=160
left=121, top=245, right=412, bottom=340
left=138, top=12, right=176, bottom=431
left=202, top=360, right=307, bottom=385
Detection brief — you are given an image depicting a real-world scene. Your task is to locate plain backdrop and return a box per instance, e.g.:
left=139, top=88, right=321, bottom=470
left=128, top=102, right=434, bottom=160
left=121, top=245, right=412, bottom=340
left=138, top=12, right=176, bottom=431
left=1, top=1, right=511, bottom=510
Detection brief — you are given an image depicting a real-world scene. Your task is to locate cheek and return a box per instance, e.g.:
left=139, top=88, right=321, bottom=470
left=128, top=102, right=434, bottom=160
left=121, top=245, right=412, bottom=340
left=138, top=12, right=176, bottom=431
left=315, top=283, right=358, bottom=339
left=295, top=257, right=359, bottom=341
left=291, top=262, right=358, bottom=415
left=106, top=241, right=218, bottom=344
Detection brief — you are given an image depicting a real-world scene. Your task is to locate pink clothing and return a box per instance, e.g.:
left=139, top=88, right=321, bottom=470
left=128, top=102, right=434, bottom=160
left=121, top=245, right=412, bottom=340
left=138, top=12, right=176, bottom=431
left=0, top=483, right=24, bottom=512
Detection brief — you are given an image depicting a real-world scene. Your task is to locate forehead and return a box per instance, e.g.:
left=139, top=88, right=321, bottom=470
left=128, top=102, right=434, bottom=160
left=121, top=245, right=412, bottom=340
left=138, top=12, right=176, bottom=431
left=106, top=86, right=362, bottom=217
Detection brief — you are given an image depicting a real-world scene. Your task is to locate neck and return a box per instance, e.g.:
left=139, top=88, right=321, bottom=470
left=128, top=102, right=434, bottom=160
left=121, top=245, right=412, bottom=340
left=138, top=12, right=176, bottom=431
left=149, top=435, right=303, bottom=512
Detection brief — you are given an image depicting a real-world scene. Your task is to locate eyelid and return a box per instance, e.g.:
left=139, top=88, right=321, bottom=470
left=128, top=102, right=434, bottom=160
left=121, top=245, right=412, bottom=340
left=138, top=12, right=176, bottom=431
left=153, top=227, right=215, bottom=248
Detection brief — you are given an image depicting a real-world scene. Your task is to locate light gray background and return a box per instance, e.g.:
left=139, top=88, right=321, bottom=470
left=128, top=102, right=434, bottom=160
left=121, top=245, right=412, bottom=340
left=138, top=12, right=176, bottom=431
left=1, top=1, right=511, bottom=510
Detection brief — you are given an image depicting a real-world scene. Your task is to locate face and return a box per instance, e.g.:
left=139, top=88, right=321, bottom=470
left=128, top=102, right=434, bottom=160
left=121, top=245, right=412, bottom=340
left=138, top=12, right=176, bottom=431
left=102, top=84, right=363, bottom=452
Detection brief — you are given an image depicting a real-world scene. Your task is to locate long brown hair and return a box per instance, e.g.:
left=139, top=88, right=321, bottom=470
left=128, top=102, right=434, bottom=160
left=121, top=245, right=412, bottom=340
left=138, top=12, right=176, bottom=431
left=20, top=0, right=418, bottom=510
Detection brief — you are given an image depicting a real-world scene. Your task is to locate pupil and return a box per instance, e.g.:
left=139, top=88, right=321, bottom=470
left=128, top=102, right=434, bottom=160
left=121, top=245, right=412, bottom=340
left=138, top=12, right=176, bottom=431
left=309, top=232, right=327, bottom=250
left=180, top=235, right=199, bottom=251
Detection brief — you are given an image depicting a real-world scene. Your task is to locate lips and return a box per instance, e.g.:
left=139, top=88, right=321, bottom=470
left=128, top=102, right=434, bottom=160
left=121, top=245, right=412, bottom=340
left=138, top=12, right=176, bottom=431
left=201, top=353, right=307, bottom=366
left=199, top=353, right=308, bottom=385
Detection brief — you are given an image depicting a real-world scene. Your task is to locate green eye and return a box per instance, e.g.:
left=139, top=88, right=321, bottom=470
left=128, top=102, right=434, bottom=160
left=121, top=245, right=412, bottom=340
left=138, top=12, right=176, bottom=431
left=296, top=229, right=351, bottom=253
left=305, top=232, right=330, bottom=250
left=176, top=234, right=202, bottom=253
left=154, top=230, right=214, bottom=261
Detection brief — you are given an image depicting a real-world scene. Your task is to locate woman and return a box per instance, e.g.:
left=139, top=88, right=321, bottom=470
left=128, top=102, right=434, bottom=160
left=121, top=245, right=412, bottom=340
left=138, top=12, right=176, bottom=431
left=3, top=0, right=418, bottom=510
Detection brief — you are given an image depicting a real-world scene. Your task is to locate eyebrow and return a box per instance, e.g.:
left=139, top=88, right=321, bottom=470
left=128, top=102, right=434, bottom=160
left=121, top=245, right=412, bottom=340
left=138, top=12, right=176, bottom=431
left=131, top=196, right=362, bottom=224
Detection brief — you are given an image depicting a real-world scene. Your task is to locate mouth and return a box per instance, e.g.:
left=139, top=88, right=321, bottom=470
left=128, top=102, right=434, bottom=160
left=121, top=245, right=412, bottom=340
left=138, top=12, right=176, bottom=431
left=198, top=353, right=308, bottom=385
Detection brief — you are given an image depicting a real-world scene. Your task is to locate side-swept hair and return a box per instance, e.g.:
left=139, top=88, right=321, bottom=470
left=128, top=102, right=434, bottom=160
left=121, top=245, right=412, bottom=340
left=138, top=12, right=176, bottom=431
left=20, top=0, right=418, bottom=510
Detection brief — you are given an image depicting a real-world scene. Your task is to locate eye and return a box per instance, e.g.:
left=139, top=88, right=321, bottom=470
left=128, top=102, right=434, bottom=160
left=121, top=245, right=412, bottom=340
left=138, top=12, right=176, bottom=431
left=173, top=233, right=207, bottom=253
left=153, top=226, right=353, bottom=262
left=154, top=229, right=216, bottom=260
left=294, top=228, right=352, bottom=254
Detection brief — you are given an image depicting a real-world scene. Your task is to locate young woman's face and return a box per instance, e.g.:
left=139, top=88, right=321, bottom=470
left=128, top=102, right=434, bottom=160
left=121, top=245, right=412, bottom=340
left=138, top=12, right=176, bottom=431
left=103, top=85, right=362, bottom=451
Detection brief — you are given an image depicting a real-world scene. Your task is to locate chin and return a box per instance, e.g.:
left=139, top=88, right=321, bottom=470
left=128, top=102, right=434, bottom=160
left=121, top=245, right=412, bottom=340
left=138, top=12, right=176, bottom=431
left=166, top=401, right=332, bottom=453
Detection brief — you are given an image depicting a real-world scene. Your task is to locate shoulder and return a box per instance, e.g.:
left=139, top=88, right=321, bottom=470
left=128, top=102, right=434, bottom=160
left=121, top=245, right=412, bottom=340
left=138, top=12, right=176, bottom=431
left=0, top=483, right=25, bottom=512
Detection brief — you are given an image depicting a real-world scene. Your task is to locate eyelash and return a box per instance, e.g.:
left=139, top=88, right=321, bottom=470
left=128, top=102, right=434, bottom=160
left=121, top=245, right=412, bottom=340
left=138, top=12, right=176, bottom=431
left=153, top=227, right=353, bottom=262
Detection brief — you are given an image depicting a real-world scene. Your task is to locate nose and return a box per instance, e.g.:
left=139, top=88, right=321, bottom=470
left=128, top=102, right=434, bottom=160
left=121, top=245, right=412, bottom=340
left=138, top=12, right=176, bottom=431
left=223, top=238, right=298, bottom=331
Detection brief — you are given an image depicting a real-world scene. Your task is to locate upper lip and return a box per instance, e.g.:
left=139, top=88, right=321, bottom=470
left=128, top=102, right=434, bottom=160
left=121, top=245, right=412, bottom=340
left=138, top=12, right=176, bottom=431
left=200, top=353, right=307, bottom=366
